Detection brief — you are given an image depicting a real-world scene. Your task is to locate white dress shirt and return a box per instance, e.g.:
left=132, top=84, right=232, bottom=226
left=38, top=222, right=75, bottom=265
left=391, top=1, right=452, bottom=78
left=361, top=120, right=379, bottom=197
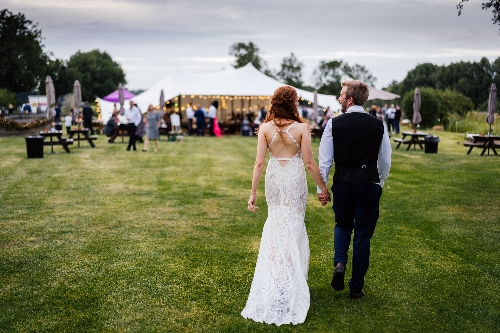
left=125, top=106, right=141, bottom=126
left=317, top=105, right=391, bottom=192
left=186, top=106, right=194, bottom=119
left=208, top=105, right=216, bottom=118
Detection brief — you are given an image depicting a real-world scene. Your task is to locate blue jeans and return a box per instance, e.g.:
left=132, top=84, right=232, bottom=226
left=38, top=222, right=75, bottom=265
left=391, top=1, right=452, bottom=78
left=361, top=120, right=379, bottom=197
left=332, top=183, right=382, bottom=293
left=393, top=119, right=400, bottom=134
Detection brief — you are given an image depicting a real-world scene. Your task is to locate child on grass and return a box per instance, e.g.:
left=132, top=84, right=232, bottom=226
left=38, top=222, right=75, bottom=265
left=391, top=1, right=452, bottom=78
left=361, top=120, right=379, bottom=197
left=64, top=112, right=72, bottom=134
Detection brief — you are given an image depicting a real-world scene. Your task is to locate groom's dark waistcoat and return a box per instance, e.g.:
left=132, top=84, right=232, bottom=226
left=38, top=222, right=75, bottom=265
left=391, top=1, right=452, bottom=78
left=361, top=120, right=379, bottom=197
left=331, top=112, right=384, bottom=184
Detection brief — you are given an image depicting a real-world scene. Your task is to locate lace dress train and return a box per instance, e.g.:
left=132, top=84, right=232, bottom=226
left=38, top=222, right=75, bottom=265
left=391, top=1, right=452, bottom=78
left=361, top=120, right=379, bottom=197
left=242, top=123, right=310, bottom=326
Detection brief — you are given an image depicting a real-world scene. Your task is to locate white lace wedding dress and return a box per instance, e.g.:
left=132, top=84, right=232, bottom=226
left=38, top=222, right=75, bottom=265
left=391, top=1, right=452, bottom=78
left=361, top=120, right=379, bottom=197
left=241, top=122, right=310, bottom=326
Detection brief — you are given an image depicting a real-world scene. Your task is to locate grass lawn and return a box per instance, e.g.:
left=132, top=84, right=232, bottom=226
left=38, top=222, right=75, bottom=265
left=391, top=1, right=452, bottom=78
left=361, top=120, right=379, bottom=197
left=0, top=131, right=499, bottom=332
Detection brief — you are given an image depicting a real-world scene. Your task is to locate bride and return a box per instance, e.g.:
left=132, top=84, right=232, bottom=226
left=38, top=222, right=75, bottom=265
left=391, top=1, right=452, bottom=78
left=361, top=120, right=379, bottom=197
left=242, top=86, right=331, bottom=326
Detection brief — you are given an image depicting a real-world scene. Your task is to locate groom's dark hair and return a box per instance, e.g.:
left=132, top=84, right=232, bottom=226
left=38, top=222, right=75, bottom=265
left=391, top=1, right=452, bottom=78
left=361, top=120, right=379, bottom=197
left=342, top=80, right=369, bottom=106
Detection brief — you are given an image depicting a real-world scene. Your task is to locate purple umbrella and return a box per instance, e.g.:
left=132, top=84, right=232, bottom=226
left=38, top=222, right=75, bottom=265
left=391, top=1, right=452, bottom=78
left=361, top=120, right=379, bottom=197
left=102, top=89, right=135, bottom=103
left=118, top=83, right=125, bottom=115
left=412, top=88, right=422, bottom=129
left=487, top=83, right=497, bottom=134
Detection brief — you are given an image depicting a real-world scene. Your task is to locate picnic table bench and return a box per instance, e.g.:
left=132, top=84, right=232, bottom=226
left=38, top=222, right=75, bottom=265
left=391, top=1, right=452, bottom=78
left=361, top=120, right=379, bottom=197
left=463, top=134, right=500, bottom=156
left=394, top=131, right=428, bottom=150
left=68, top=128, right=97, bottom=148
left=39, top=131, right=73, bottom=153
left=393, top=138, right=411, bottom=148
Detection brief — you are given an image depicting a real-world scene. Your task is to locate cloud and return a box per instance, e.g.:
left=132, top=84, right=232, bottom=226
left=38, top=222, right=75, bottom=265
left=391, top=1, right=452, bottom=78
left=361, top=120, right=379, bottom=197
left=4, top=0, right=499, bottom=90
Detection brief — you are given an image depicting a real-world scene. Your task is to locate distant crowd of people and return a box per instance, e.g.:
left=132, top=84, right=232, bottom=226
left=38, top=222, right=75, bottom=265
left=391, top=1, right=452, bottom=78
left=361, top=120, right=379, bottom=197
left=369, top=103, right=402, bottom=134
left=102, top=99, right=226, bottom=153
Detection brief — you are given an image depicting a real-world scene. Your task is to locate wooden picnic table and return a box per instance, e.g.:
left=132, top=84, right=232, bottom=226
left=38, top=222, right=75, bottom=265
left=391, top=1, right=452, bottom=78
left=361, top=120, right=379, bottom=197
left=39, top=131, right=73, bottom=153
left=394, top=131, right=428, bottom=150
left=68, top=128, right=97, bottom=148
left=463, top=134, right=500, bottom=156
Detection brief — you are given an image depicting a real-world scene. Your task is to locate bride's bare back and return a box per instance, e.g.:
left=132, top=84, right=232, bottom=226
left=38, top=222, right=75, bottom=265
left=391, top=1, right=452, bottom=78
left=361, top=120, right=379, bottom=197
left=261, top=120, right=305, bottom=166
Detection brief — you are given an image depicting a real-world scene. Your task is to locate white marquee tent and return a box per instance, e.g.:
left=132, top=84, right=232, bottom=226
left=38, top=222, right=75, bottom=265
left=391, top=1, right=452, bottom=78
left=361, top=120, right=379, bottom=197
left=367, top=87, right=400, bottom=101
left=98, top=63, right=341, bottom=123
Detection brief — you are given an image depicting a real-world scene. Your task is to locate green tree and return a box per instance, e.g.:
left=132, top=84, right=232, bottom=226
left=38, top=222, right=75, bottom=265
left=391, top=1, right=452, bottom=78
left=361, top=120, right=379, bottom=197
left=275, top=53, right=304, bottom=88
left=229, top=42, right=268, bottom=71
left=401, top=87, right=441, bottom=128
left=0, top=88, right=16, bottom=108
left=400, top=63, right=440, bottom=94
left=39, top=54, right=70, bottom=99
left=0, top=9, right=46, bottom=92
left=438, top=89, right=475, bottom=122
left=436, top=57, right=494, bottom=107
left=384, top=80, right=403, bottom=97
left=313, top=60, right=344, bottom=95
left=64, top=50, right=126, bottom=101
left=313, top=60, right=377, bottom=95
left=457, top=1, right=500, bottom=33
left=342, top=64, right=376, bottom=86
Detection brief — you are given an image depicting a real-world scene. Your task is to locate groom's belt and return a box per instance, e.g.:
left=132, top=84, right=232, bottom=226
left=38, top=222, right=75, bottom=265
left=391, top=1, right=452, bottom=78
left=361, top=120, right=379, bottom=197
left=333, top=163, right=379, bottom=184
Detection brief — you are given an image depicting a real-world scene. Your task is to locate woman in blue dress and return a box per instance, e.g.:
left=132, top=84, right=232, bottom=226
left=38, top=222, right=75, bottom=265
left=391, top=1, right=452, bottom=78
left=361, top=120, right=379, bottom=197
left=143, top=104, right=161, bottom=152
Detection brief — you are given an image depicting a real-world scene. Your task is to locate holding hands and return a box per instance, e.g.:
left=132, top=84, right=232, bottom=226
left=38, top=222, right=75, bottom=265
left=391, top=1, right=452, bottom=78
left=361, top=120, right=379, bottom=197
left=318, top=191, right=331, bottom=206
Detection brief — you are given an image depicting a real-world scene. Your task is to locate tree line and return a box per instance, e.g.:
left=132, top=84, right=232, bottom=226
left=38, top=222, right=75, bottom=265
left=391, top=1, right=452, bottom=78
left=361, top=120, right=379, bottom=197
left=386, top=57, right=500, bottom=110
left=229, top=42, right=376, bottom=95
left=0, top=9, right=126, bottom=106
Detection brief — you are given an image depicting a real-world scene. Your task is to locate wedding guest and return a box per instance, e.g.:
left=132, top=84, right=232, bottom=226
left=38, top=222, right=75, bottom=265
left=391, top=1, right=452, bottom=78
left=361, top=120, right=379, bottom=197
left=143, top=104, right=161, bottom=152
left=105, top=113, right=120, bottom=143
left=82, top=101, right=94, bottom=134
left=64, top=112, right=72, bottom=134
left=394, top=105, right=402, bottom=134
left=387, top=104, right=396, bottom=133
left=7, top=104, right=14, bottom=115
left=208, top=101, right=218, bottom=136
left=125, top=100, right=141, bottom=151
left=22, top=100, right=32, bottom=114
left=194, top=105, right=206, bottom=136
left=186, top=103, right=194, bottom=136
left=240, top=118, right=252, bottom=136
left=54, top=103, right=62, bottom=123
left=135, top=104, right=145, bottom=144
left=259, top=105, right=267, bottom=122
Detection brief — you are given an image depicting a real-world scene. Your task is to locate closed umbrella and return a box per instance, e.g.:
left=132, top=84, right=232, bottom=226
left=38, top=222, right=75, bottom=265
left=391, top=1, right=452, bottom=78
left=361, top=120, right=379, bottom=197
left=312, top=90, right=318, bottom=125
left=73, top=80, right=81, bottom=121
left=487, top=83, right=496, bottom=134
left=118, top=83, right=125, bottom=116
left=45, top=76, right=55, bottom=120
left=412, top=87, right=422, bottom=130
left=159, top=89, right=165, bottom=118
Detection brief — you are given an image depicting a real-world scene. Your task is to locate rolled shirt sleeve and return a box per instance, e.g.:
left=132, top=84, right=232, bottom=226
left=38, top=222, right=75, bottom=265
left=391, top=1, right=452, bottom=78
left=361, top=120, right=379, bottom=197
left=317, top=119, right=334, bottom=193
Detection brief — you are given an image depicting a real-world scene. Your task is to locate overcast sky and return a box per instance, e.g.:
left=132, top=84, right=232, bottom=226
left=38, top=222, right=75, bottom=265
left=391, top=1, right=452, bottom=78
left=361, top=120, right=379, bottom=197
left=5, top=0, right=500, bottom=91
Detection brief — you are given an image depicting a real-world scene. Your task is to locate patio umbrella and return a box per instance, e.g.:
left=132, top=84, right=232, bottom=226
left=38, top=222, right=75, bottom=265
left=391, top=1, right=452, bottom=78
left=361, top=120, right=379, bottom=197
left=159, top=89, right=165, bottom=118
left=118, top=83, right=125, bottom=115
left=73, top=80, right=81, bottom=120
left=487, top=83, right=497, bottom=135
left=312, top=90, right=318, bottom=124
left=45, top=75, right=56, bottom=120
left=412, top=87, right=422, bottom=129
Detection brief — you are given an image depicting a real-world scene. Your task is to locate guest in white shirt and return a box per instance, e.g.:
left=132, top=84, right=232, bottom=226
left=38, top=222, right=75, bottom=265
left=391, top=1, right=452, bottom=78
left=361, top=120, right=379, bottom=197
left=125, top=100, right=141, bottom=151
left=208, top=101, right=218, bottom=136
left=386, top=104, right=396, bottom=134
left=317, top=80, right=391, bottom=299
left=186, top=103, right=194, bottom=136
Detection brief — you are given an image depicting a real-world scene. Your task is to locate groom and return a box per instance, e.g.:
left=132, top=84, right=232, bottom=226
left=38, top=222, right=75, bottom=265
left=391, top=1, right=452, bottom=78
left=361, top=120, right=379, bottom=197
left=317, top=80, right=391, bottom=299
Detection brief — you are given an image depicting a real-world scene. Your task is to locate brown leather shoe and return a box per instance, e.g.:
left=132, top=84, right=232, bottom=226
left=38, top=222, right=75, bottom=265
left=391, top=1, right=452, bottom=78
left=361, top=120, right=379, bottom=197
left=331, top=263, right=346, bottom=291
left=349, top=290, right=366, bottom=299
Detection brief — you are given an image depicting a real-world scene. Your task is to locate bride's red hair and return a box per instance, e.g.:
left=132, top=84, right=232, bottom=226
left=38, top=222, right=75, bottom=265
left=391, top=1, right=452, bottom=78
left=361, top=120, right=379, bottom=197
left=260, top=86, right=306, bottom=130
